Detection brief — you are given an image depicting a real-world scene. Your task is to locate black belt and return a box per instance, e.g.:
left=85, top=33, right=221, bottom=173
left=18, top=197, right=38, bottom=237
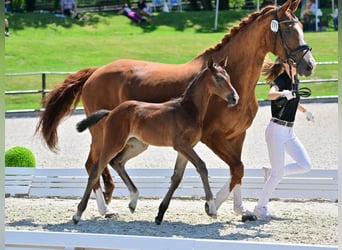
left=271, top=118, right=294, bottom=127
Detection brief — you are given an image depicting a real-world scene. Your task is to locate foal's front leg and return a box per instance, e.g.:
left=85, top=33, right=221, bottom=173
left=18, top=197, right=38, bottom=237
left=175, top=144, right=217, bottom=219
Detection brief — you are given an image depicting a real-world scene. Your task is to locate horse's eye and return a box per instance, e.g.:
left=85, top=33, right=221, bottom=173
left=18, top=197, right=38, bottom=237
left=285, top=25, right=292, bottom=34
left=214, top=75, right=223, bottom=82
left=215, top=73, right=228, bottom=85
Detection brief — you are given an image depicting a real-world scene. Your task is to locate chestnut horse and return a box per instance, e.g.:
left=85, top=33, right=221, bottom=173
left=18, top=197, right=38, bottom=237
left=36, top=0, right=316, bottom=221
left=72, top=58, right=239, bottom=225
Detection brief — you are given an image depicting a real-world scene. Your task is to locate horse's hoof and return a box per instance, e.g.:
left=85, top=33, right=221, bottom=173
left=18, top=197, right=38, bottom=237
left=105, top=212, right=118, bottom=219
left=72, top=214, right=81, bottom=225
left=128, top=204, right=136, bottom=213
left=103, top=192, right=112, bottom=205
left=154, top=216, right=162, bottom=225
left=241, top=214, right=257, bottom=222
left=205, top=201, right=217, bottom=218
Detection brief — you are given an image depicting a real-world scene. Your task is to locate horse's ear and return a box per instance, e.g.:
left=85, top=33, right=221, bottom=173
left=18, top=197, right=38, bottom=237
left=278, top=0, right=292, bottom=14
left=218, top=56, right=229, bottom=68
left=224, top=56, right=228, bottom=68
left=289, top=0, right=300, bottom=12
left=207, top=57, right=214, bottom=70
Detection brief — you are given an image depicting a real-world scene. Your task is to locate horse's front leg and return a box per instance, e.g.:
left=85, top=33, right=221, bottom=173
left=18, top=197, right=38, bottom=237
left=175, top=144, right=217, bottom=219
left=155, top=153, right=188, bottom=225
left=110, top=138, right=148, bottom=213
left=202, top=131, right=256, bottom=221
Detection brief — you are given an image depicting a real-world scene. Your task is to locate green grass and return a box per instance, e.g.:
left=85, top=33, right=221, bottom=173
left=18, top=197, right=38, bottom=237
left=4, top=11, right=338, bottom=110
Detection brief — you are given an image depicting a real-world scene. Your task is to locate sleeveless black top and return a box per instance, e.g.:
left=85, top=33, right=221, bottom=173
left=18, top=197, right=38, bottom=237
left=270, top=72, right=300, bottom=122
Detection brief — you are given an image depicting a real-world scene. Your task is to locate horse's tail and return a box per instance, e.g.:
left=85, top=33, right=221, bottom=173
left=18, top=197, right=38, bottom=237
left=76, top=109, right=111, bottom=132
left=35, top=66, right=99, bottom=152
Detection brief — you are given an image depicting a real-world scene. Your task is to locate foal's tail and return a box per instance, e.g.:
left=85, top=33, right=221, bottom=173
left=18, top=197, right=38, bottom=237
left=76, top=109, right=110, bottom=133
left=35, top=67, right=99, bottom=152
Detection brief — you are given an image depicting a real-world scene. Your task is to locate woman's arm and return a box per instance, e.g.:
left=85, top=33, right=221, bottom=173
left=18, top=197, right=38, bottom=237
left=268, top=85, right=282, bottom=100
left=268, top=85, right=294, bottom=101
left=298, top=103, right=314, bottom=121
left=297, top=103, right=306, bottom=112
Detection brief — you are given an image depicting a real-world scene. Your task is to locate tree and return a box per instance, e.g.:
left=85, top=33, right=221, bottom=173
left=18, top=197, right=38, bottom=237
left=200, top=0, right=214, bottom=10
left=219, top=0, right=229, bottom=10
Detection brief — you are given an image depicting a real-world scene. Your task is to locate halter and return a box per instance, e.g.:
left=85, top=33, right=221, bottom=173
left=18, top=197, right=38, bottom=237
left=272, top=7, right=312, bottom=67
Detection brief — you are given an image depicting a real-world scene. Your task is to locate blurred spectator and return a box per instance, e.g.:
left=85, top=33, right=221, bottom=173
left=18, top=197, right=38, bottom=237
left=60, top=0, right=78, bottom=18
left=118, top=3, right=149, bottom=24
left=5, top=18, right=10, bottom=36
left=333, top=6, right=338, bottom=30
left=5, top=0, right=11, bottom=13
left=138, top=0, right=152, bottom=17
left=302, top=0, right=322, bottom=31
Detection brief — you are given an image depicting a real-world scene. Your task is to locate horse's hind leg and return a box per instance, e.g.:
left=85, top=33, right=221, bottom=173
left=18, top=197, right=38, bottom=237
left=101, top=167, right=115, bottom=204
left=155, top=153, right=188, bottom=225
left=73, top=162, right=104, bottom=224
left=109, top=138, right=148, bottom=213
left=85, top=146, right=116, bottom=218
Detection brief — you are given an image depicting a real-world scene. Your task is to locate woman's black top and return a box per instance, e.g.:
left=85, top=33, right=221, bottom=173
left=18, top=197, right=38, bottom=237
left=270, top=72, right=300, bottom=122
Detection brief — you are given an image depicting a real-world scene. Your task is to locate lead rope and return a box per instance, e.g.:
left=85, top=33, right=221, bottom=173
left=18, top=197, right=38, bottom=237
left=278, top=63, right=311, bottom=119
left=289, top=63, right=312, bottom=98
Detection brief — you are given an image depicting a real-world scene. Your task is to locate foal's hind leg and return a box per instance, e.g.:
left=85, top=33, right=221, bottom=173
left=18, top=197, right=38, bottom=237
left=110, top=138, right=148, bottom=213
left=155, top=153, right=188, bottom=225
left=74, top=127, right=131, bottom=223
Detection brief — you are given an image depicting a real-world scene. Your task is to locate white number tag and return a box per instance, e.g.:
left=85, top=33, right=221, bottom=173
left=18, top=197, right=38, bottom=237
left=270, top=20, right=279, bottom=32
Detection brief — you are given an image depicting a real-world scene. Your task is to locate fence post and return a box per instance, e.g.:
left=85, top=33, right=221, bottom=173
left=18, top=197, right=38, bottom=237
left=41, top=73, right=46, bottom=101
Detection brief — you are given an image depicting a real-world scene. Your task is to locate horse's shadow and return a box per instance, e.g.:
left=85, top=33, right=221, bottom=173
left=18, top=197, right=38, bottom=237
left=6, top=215, right=291, bottom=241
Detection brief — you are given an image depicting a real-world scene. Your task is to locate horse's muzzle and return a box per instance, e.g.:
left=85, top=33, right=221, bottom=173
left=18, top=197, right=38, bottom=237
left=227, top=92, right=239, bottom=107
left=297, top=59, right=316, bottom=77
left=296, top=51, right=316, bottom=77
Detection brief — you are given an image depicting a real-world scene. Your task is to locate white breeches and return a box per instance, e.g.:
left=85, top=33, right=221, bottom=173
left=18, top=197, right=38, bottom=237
left=257, top=121, right=312, bottom=207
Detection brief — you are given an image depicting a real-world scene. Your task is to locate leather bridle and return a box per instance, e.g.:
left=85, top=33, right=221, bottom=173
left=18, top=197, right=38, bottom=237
left=272, top=7, right=312, bottom=67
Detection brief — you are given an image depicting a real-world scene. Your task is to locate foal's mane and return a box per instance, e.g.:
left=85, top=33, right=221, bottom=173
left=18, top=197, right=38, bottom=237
left=197, top=5, right=275, bottom=57
left=179, top=66, right=208, bottom=99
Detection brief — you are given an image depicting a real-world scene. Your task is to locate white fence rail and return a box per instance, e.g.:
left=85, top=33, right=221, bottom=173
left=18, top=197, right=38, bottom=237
left=5, top=230, right=338, bottom=250
left=5, top=167, right=338, bottom=200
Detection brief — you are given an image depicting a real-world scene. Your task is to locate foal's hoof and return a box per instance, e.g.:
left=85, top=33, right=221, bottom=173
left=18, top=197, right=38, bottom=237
left=72, top=214, right=81, bottom=225
left=154, top=216, right=162, bottom=225
left=128, top=191, right=139, bottom=213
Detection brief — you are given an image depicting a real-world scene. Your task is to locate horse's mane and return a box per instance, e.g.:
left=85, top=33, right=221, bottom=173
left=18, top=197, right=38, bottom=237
left=197, top=5, right=275, bottom=57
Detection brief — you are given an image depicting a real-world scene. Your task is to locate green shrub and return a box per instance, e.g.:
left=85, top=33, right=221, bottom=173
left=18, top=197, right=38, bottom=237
left=5, top=146, right=36, bottom=168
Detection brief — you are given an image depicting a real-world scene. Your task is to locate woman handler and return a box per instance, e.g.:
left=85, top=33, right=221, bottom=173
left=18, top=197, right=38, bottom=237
left=254, top=58, right=314, bottom=220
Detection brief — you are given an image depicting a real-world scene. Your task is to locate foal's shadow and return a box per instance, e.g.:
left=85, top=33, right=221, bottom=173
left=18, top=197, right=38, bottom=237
left=7, top=216, right=282, bottom=241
